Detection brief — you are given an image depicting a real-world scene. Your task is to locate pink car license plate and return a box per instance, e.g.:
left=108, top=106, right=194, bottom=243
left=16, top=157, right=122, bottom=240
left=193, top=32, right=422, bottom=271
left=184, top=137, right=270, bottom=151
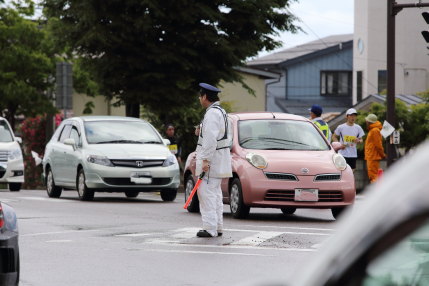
left=295, top=189, right=318, bottom=201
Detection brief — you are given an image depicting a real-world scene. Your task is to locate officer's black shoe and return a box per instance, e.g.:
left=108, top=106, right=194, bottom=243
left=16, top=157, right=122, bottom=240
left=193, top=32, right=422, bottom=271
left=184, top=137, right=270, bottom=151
left=196, top=230, right=213, bottom=237
left=217, top=232, right=223, bottom=237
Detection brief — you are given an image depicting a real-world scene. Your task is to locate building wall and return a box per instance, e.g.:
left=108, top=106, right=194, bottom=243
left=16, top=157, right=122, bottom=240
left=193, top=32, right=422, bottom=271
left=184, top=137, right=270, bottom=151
left=353, top=0, right=429, bottom=103
left=285, top=48, right=353, bottom=99
left=220, top=72, right=267, bottom=112
left=73, top=94, right=126, bottom=117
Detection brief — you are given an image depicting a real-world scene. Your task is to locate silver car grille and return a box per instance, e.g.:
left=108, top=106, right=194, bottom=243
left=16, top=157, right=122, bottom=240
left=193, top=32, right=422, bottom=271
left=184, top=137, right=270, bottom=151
left=0, top=150, right=9, bottom=162
left=110, top=159, right=165, bottom=168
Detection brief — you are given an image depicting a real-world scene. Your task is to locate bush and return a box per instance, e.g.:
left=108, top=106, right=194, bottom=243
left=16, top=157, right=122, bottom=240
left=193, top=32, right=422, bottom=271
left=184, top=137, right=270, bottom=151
left=18, top=115, right=47, bottom=189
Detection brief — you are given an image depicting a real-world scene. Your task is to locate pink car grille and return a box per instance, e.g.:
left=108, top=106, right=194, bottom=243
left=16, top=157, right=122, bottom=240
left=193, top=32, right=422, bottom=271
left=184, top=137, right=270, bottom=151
left=264, top=190, right=343, bottom=202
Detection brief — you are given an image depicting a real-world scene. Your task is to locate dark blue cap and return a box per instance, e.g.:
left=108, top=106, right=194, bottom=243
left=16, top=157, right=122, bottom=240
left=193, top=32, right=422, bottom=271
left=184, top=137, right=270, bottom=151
left=199, top=83, right=220, bottom=93
left=309, top=104, right=323, bottom=116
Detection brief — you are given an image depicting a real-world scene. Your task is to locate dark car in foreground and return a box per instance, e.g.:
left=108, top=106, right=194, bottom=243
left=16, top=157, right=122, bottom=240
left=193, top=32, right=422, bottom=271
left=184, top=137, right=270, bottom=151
left=0, top=202, right=19, bottom=285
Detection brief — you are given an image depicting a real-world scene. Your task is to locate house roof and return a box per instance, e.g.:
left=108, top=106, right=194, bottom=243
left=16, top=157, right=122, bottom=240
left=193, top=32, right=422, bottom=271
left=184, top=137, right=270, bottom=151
left=328, top=94, right=426, bottom=130
left=247, top=34, right=354, bottom=68
left=234, top=66, right=280, bottom=79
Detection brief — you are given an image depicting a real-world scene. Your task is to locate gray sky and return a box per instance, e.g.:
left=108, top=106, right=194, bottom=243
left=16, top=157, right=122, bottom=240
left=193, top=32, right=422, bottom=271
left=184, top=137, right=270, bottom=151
left=259, top=0, right=354, bottom=56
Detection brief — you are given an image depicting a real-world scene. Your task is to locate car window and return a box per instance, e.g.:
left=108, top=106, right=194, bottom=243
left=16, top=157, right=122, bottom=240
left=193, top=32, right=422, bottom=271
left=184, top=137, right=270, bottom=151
left=58, top=124, right=72, bottom=143
left=360, top=216, right=429, bottom=286
left=0, top=120, right=13, bottom=142
left=238, top=120, right=329, bottom=151
left=227, top=117, right=233, bottom=149
left=84, top=120, right=163, bottom=144
left=69, top=127, right=81, bottom=146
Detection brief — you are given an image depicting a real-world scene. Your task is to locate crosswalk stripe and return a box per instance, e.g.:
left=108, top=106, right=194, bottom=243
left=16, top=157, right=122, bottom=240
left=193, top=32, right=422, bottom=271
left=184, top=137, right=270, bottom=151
left=230, top=231, right=284, bottom=246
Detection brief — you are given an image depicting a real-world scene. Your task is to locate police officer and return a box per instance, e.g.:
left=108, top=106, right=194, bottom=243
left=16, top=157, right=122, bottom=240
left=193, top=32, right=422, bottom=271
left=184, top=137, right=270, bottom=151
left=195, top=83, right=232, bottom=238
left=309, top=104, right=331, bottom=142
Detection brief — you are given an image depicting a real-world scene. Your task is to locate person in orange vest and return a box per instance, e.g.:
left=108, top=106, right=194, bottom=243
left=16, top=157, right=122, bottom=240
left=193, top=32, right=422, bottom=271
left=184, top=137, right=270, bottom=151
left=364, top=114, right=386, bottom=183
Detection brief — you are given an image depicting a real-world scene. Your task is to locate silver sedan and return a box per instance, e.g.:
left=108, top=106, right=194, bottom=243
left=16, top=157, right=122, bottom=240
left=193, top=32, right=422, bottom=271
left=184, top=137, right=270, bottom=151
left=42, top=116, right=180, bottom=201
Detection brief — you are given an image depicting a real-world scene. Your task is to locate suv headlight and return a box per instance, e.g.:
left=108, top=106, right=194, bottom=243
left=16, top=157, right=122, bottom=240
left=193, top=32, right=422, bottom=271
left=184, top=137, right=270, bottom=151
left=8, top=148, right=22, bottom=161
left=246, top=153, right=267, bottom=169
left=333, top=153, right=347, bottom=171
left=162, top=154, right=177, bottom=167
left=87, top=155, right=113, bottom=166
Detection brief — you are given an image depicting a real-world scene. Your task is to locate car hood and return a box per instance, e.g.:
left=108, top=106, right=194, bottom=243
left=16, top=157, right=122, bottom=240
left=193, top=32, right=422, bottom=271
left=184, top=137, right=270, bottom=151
left=85, top=144, right=171, bottom=159
left=0, top=141, right=20, bottom=150
left=245, top=149, right=338, bottom=175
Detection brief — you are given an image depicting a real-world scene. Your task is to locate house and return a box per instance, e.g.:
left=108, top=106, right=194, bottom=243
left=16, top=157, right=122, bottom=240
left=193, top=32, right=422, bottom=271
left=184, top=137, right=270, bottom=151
left=247, top=34, right=354, bottom=118
left=70, top=67, right=278, bottom=117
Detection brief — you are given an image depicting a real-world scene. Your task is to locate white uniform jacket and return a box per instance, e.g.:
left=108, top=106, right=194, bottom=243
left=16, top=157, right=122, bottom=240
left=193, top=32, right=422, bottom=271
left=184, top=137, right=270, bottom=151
left=196, top=102, right=232, bottom=178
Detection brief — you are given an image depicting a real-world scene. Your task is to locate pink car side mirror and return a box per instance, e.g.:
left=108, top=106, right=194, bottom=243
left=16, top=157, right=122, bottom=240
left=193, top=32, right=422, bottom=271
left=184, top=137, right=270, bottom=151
left=332, top=142, right=342, bottom=152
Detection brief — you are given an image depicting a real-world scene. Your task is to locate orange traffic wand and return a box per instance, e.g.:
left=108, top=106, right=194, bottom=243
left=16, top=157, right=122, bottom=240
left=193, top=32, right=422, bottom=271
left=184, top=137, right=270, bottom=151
left=183, top=172, right=205, bottom=209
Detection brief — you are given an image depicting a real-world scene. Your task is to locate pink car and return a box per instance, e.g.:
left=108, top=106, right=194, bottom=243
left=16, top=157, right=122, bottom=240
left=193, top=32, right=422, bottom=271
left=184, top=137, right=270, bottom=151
left=184, top=112, right=355, bottom=219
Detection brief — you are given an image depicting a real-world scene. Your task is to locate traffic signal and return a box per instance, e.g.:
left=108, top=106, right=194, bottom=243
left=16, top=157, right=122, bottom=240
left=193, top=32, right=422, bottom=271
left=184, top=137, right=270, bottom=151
left=423, top=12, right=429, bottom=43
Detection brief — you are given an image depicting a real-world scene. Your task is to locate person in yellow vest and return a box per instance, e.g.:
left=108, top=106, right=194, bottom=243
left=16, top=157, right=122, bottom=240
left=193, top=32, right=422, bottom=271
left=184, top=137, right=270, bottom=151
left=364, top=114, right=386, bottom=183
left=309, top=104, right=331, bottom=142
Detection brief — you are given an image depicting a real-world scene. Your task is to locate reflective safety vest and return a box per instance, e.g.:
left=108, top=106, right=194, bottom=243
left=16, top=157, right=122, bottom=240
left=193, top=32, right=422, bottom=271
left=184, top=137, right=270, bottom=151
left=313, top=119, right=330, bottom=140
left=197, top=104, right=229, bottom=150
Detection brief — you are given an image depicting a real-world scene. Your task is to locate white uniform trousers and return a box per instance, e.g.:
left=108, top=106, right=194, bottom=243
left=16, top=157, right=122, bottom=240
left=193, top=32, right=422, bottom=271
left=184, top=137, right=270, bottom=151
left=197, top=177, right=223, bottom=237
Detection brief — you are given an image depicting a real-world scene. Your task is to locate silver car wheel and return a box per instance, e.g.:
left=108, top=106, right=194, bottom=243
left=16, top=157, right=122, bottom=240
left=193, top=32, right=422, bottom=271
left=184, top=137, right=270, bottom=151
left=230, top=184, right=239, bottom=213
left=78, top=172, right=85, bottom=197
left=47, top=171, right=53, bottom=192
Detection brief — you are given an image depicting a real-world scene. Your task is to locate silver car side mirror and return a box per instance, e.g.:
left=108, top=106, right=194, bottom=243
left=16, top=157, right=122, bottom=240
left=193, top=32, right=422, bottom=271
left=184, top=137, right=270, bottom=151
left=163, top=139, right=171, bottom=146
left=64, top=138, right=76, bottom=150
left=15, top=137, right=22, bottom=144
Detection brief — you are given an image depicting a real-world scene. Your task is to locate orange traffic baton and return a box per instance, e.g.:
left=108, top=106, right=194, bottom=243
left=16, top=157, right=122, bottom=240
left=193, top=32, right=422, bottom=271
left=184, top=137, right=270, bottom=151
left=183, top=172, right=205, bottom=209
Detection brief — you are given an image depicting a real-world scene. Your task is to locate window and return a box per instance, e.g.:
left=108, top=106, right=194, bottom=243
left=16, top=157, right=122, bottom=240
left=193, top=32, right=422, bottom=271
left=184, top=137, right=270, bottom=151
left=69, top=127, right=81, bottom=147
left=0, top=120, right=13, bottom=143
left=58, top=125, right=72, bottom=143
left=357, top=71, right=363, bottom=102
left=378, top=70, right=387, bottom=94
left=320, top=71, right=351, bottom=96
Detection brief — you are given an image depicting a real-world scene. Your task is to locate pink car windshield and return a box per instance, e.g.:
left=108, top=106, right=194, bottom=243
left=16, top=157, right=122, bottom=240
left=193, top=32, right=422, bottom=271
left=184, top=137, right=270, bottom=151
left=238, top=120, right=329, bottom=151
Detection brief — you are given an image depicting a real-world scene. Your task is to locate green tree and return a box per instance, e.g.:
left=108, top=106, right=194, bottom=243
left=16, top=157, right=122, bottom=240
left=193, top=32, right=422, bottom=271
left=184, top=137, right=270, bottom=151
left=42, top=0, right=300, bottom=118
left=0, top=1, right=57, bottom=129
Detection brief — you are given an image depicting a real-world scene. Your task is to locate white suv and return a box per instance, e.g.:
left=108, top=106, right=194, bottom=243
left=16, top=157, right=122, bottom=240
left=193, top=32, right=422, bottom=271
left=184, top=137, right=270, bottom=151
left=0, top=117, right=24, bottom=191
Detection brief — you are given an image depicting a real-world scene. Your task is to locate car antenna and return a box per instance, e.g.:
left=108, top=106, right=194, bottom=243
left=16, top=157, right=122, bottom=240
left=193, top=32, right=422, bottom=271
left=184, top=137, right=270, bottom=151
left=272, top=112, right=276, bottom=119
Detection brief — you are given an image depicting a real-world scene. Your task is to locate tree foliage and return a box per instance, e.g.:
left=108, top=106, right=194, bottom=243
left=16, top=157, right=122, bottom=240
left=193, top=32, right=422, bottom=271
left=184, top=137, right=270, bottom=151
left=0, top=1, right=57, bottom=128
left=356, top=96, right=429, bottom=154
left=42, top=0, right=300, bottom=117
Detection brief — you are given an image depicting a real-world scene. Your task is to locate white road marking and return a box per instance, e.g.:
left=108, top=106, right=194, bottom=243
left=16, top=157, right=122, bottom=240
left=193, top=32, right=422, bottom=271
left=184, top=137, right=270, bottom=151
left=22, top=229, right=100, bottom=237
left=116, top=232, right=164, bottom=237
left=239, top=224, right=334, bottom=232
left=141, top=248, right=275, bottom=256
left=230, top=231, right=284, bottom=246
left=18, top=197, right=69, bottom=202
left=46, top=240, right=73, bottom=243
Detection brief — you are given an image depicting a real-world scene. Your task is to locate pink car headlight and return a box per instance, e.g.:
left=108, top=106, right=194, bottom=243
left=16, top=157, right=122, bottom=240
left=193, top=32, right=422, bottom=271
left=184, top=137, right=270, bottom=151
left=245, top=153, right=268, bottom=169
left=332, top=153, right=347, bottom=171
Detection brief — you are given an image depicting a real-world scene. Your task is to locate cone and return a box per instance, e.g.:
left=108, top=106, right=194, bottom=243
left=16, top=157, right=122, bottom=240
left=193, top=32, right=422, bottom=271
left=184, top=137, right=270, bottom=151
left=377, top=168, right=384, bottom=179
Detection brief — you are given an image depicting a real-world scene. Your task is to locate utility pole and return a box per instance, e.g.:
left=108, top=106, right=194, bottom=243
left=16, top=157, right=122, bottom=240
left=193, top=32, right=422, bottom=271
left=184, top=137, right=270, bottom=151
left=386, top=0, right=429, bottom=166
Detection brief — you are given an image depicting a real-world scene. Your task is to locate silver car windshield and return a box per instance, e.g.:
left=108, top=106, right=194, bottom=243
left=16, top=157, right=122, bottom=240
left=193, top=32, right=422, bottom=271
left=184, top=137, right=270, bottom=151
left=238, top=119, right=329, bottom=151
left=0, top=121, right=13, bottom=142
left=84, top=121, right=163, bottom=144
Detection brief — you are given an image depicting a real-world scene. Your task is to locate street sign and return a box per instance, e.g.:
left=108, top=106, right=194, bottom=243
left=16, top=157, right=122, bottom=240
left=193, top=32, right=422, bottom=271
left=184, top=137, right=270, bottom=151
left=381, top=120, right=395, bottom=138
left=55, top=62, right=73, bottom=110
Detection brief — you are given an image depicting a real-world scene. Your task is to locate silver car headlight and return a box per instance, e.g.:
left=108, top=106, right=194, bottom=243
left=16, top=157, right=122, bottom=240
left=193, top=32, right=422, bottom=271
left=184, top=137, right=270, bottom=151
left=87, top=155, right=113, bottom=167
left=332, top=153, right=347, bottom=171
left=162, top=154, right=177, bottom=167
left=8, top=148, right=22, bottom=161
left=245, top=153, right=267, bottom=169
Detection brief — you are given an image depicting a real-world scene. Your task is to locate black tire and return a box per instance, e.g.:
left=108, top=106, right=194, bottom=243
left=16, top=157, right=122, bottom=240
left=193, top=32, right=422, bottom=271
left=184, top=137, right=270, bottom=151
left=281, top=207, right=297, bottom=215
left=332, top=207, right=346, bottom=219
left=76, top=169, right=94, bottom=201
left=46, top=168, right=62, bottom=198
left=15, top=250, right=19, bottom=286
left=184, top=175, right=199, bottom=213
left=125, top=191, right=139, bottom=198
left=229, top=178, right=250, bottom=219
left=8, top=183, right=21, bottom=192
left=160, top=189, right=177, bottom=201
